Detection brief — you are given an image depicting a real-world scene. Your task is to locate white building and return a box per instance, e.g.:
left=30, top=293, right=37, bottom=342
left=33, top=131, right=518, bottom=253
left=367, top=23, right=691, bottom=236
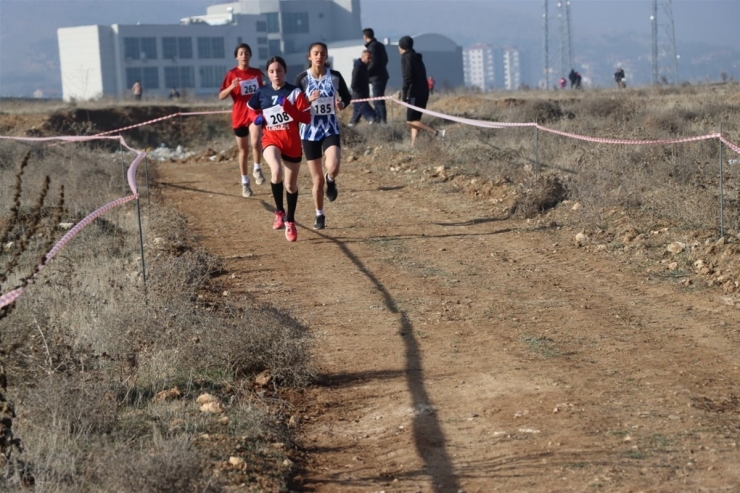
left=57, top=0, right=361, bottom=101
left=463, top=44, right=526, bottom=91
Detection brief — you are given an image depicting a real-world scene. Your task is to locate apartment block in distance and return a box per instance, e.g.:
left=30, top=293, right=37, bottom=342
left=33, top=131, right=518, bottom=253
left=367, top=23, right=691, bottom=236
left=58, top=0, right=361, bottom=101
left=463, top=44, right=526, bottom=91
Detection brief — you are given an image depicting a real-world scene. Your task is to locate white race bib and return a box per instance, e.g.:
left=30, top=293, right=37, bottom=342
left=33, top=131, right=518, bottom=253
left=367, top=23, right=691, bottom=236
left=311, top=96, right=335, bottom=116
left=263, top=104, right=293, bottom=128
left=239, top=78, right=259, bottom=96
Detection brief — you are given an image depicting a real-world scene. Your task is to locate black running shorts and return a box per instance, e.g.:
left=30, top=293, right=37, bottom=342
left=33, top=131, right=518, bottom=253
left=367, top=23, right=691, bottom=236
left=302, top=134, right=341, bottom=161
left=405, top=95, right=429, bottom=122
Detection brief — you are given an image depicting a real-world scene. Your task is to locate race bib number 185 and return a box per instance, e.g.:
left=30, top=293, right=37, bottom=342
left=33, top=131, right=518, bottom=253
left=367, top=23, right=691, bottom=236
left=311, top=96, right=335, bottom=116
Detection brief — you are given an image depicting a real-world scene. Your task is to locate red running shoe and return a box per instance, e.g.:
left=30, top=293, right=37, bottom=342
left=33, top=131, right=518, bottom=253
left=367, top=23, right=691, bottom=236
left=285, top=221, right=297, bottom=242
left=273, top=210, right=285, bottom=230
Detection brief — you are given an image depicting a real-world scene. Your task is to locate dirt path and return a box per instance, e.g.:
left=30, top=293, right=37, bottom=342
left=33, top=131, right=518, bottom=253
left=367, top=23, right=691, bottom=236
left=158, top=151, right=740, bottom=492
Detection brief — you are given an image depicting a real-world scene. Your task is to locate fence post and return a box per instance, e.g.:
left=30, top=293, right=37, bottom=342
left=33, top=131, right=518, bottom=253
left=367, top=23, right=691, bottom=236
left=136, top=196, right=147, bottom=290
left=719, top=123, right=724, bottom=238
left=535, top=122, right=539, bottom=185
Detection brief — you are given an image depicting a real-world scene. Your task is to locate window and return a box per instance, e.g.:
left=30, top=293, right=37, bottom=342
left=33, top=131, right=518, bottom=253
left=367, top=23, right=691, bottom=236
left=284, top=39, right=296, bottom=55
left=256, top=20, right=267, bottom=32
left=165, top=66, right=195, bottom=88
left=178, top=37, right=193, bottom=59
left=126, top=67, right=142, bottom=88
left=258, top=47, right=268, bottom=60
left=268, top=40, right=282, bottom=56
left=211, top=37, right=225, bottom=59
left=257, top=37, right=267, bottom=45
left=266, top=13, right=280, bottom=33
left=124, top=37, right=139, bottom=60
left=140, top=37, right=157, bottom=60
left=198, top=37, right=225, bottom=59
left=162, top=37, right=177, bottom=59
left=199, top=66, right=228, bottom=88
left=142, top=66, right=159, bottom=89
left=282, top=12, right=309, bottom=34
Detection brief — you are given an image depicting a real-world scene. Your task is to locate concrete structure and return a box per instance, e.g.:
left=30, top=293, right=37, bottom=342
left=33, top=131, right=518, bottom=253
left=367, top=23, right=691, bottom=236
left=58, top=0, right=361, bottom=101
left=463, top=44, right=526, bottom=91
left=328, top=34, right=464, bottom=94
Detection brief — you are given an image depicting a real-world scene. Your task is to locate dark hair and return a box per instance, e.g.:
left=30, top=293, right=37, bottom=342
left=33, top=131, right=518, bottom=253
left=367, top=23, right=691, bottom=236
left=306, top=42, right=330, bottom=68
left=398, top=36, right=414, bottom=50
left=265, top=56, right=287, bottom=73
left=234, top=43, right=252, bottom=58
left=363, top=28, right=375, bottom=39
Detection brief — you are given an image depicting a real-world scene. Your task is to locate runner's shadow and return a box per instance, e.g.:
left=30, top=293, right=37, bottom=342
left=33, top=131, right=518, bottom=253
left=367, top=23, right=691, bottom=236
left=310, top=229, right=461, bottom=493
left=159, top=181, right=234, bottom=198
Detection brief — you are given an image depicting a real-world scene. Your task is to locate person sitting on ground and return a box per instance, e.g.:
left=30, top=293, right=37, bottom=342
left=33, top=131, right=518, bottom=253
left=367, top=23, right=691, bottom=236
left=169, top=87, right=181, bottom=99
left=348, top=50, right=376, bottom=127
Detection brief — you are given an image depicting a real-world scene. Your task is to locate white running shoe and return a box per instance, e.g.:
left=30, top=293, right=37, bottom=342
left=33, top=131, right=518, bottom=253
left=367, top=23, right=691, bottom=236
left=437, top=129, right=446, bottom=139
left=241, top=183, right=253, bottom=198
left=253, top=168, right=266, bottom=185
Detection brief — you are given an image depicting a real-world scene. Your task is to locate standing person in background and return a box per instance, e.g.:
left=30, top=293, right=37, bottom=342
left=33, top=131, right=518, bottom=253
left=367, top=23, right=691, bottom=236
left=248, top=56, right=311, bottom=242
left=295, top=42, right=352, bottom=230
left=398, top=36, right=442, bottom=146
left=362, top=28, right=389, bottom=124
left=219, top=43, right=266, bottom=198
left=427, top=75, right=436, bottom=95
left=348, top=50, right=376, bottom=127
left=132, top=80, right=142, bottom=101
left=614, top=67, right=626, bottom=88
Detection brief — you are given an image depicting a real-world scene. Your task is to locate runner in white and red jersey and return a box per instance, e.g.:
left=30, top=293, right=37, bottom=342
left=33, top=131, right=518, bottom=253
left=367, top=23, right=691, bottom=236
left=219, top=43, right=265, bottom=197
left=248, top=56, right=311, bottom=242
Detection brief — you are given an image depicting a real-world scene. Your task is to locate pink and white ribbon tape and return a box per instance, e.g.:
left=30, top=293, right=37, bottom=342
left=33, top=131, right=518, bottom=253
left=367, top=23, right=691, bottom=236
left=2, top=98, right=740, bottom=310
left=0, top=134, right=143, bottom=309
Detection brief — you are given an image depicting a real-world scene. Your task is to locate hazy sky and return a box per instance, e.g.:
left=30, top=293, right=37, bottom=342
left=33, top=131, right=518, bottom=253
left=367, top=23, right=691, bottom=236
left=0, top=0, right=738, bottom=96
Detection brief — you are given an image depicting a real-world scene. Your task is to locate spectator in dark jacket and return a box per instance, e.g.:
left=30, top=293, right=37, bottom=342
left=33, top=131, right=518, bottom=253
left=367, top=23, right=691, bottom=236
left=398, top=36, right=442, bottom=146
left=362, top=28, right=389, bottom=123
left=349, top=50, right=376, bottom=126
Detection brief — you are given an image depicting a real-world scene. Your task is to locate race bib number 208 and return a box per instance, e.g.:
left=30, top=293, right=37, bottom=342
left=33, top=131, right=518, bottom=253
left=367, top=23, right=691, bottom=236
left=263, top=104, right=293, bottom=128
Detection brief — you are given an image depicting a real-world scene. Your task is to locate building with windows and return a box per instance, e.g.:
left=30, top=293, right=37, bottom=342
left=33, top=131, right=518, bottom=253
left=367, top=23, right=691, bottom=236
left=462, top=44, right=526, bottom=91
left=327, top=34, right=464, bottom=94
left=57, top=0, right=361, bottom=101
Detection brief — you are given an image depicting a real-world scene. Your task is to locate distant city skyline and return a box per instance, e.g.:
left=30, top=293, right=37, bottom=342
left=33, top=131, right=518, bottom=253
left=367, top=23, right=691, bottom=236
left=1, top=0, right=738, bottom=97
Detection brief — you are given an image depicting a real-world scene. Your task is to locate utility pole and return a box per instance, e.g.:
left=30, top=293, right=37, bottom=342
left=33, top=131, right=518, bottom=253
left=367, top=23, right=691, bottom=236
left=651, top=0, right=658, bottom=84
left=543, top=0, right=550, bottom=89
left=662, top=0, right=679, bottom=84
left=566, top=0, right=574, bottom=70
left=558, top=2, right=566, bottom=77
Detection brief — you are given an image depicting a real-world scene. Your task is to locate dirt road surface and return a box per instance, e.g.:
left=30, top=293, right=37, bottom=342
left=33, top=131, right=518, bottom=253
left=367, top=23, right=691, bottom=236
left=158, top=149, right=740, bottom=493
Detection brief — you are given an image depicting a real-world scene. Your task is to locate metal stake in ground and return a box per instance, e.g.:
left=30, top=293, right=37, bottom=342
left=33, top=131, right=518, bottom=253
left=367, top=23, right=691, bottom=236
left=719, top=123, right=724, bottom=238
left=135, top=196, right=147, bottom=291
left=535, top=122, right=540, bottom=185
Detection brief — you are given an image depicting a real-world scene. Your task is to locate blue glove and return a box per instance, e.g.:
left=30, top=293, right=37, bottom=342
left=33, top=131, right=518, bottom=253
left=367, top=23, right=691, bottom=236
left=254, top=114, right=264, bottom=126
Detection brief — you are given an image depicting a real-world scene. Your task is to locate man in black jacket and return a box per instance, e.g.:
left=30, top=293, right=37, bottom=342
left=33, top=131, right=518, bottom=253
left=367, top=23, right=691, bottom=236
left=349, top=50, right=376, bottom=126
left=362, top=28, right=389, bottom=123
left=398, top=36, right=442, bottom=146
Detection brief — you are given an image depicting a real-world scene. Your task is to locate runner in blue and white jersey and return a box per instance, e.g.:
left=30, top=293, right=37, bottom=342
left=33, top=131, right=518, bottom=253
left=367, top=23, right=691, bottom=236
left=294, top=42, right=352, bottom=230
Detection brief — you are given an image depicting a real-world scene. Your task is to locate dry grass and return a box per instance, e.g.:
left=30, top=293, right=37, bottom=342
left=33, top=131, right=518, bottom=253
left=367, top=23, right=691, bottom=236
left=0, top=140, right=313, bottom=491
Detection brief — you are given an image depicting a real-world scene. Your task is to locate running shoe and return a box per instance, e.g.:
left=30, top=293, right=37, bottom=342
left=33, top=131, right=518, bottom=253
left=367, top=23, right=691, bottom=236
left=253, top=168, right=266, bottom=185
left=242, top=183, right=253, bottom=198
left=313, top=214, right=326, bottom=230
left=285, top=221, right=297, bottom=242
left=325, top=173, right=338, bottom=202
left=273, top=210, right=286, bottom=230
left=437, top=129, right=446, bottom=139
